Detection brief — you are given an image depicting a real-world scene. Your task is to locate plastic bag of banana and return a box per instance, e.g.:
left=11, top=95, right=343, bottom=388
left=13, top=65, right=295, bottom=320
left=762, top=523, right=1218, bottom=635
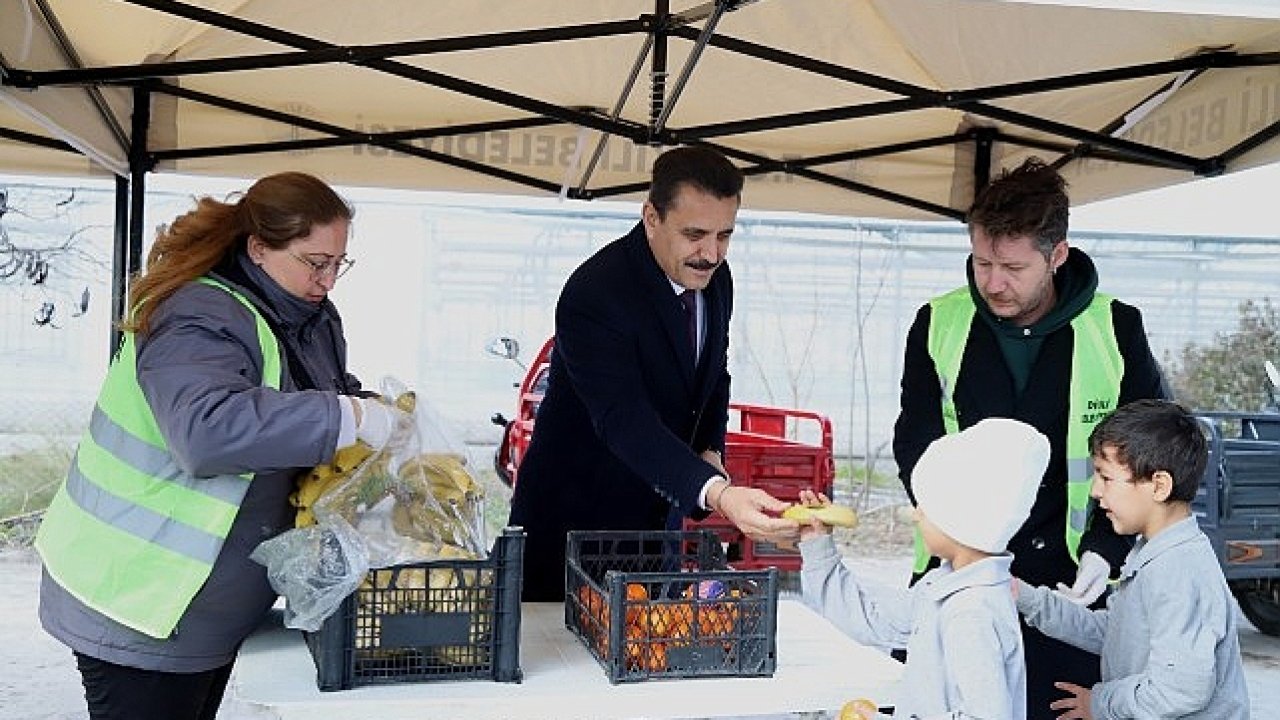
left=297, top=383, right=488, bottom=567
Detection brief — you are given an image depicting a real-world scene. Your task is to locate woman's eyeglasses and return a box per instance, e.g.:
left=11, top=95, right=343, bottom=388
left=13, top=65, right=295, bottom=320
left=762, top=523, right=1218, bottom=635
left=289, top=251, right=355, bottom=280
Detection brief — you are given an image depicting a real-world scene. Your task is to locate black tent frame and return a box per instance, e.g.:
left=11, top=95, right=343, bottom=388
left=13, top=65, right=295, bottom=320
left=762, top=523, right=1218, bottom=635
left=3, top=0, right=1280, bottom=352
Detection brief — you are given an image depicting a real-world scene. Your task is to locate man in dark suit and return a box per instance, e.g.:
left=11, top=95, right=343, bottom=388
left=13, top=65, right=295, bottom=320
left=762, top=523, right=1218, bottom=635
left=508, top=146, right=798, bottom=601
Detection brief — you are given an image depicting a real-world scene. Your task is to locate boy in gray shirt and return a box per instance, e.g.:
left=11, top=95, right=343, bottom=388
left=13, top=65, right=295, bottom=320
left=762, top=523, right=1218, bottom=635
left=798, top=418, right=1050, bottom=719
left=1016, top=399, right=1249, bottom=719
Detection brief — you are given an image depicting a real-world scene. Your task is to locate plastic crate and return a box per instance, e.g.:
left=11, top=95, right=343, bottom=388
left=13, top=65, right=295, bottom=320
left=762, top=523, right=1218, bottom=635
left=564, top=529, right=778, bottom=684
left=304, top=527, right=525, bottom=691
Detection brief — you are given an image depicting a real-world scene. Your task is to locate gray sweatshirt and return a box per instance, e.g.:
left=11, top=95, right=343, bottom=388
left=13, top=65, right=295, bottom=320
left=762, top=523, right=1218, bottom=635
left=40, top=254, right=356, bottom=672
left=1016, top=515, right=1249, bottom=719
left=800, top=534, right=1026, bottom=720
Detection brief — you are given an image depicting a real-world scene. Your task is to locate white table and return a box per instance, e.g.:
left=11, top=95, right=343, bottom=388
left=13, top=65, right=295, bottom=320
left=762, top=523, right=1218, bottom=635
left=232, top=599, right=902, bottom=720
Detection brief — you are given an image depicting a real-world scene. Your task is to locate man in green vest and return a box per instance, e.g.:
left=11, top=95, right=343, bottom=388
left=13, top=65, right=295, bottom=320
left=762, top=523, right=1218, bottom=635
left=892, top=157, right=1167, bottom=720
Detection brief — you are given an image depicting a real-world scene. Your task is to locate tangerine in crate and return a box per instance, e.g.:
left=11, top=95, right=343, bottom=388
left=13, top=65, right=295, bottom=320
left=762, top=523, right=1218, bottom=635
left=564, top=529, right=778, bottom=683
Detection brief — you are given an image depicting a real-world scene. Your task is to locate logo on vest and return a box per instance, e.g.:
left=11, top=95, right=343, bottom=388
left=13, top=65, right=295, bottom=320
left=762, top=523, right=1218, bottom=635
left=1080, top=397, right=1114, bottom=425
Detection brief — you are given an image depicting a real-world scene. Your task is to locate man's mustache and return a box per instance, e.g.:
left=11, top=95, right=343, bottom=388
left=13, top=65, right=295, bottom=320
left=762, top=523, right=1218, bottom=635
left=686, top=259, right=718, bottom=271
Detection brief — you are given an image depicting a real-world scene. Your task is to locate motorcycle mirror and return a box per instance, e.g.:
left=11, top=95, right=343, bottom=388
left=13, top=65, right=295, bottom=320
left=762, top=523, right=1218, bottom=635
left=1266, top=360, right=1280, bottom=390
left=484, top=336, right=526, bottom=369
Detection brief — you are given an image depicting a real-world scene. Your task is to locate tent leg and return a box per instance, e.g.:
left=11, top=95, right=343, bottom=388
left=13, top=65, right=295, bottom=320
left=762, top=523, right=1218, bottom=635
left=972, top=127, right=994, bottom=199
left=109, top=175, right=129, bottom=357
left=109, top=85, right=151, bottom=357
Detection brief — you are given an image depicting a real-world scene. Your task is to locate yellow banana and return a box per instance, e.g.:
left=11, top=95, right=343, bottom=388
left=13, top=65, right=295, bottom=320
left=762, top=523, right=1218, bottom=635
left=333, top=443, right=374, bottom=473
left=782, top=503, right=859, bottom=529
left=838, top=698, right=879, bottom=720
left=394, top=391, right=417, bottom=413
left=293, top=443, right=377, bottom=526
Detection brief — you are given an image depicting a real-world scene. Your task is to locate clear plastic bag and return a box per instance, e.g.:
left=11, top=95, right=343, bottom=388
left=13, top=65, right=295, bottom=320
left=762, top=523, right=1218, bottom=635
left=249, top=519, right=369, bottom=631
left=252, top=377, right=488, bottom=630
left=313, top=377, right=487, bottom=563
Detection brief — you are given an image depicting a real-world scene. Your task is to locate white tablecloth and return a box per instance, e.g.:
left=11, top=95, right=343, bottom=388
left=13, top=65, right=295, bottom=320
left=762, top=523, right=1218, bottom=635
left=231, top=599, right=902, bottom=720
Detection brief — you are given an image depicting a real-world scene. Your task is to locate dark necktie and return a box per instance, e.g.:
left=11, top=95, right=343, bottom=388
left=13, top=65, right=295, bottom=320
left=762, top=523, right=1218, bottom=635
left=679, top=289, right=697, bottom=359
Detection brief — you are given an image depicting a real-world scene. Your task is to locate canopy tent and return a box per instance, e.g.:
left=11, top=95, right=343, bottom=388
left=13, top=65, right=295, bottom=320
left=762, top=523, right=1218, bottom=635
left=3, top=1, right=1280, bottom=339
left=5, top=0, right=1280, bottom=215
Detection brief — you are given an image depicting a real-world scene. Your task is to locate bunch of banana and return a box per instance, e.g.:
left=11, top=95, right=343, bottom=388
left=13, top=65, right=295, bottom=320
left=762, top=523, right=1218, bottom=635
left=354, top=543, right=485, bottom=654
left=291, top=391, right=418, bottom=528
left=395, top=452, right=487, bottom=554
left=291, top=442, right=375, bottom=528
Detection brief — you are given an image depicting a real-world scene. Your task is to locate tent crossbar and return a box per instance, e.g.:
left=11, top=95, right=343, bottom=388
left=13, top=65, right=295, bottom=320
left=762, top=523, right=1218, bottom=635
left=575, top=179, right=652, bottom=201
left=680, top=93, right=1205, bottom=175
left=28, top=0, right=129, bottom=154
left=13, top=20, right=647, bottom=88
left=0, top=126, right=77, bottom=153
left=1220, top=118, right=1280, bottom=168
left=787, top=166, right=964, bottom=221
left=993, top=130, right=1170, bottom=169
left=1048, top=65, right=1213, bottom=175
left=678, top=96, right=936, bottom=140
left=675, top=24, right=1277, bottom=110
left=798, top=134, right=968, bottom=167
left=123, top=0, right=641, bottom=143
left=576, top=140, right=961, bottom=220
left=945, top=49, right=1277, bottom=106
left=576, top=34, right=655, bottom=193
left=711, top=142, right=965, bottom=220
left=150, top=83, right=565, bottom=194
left=151, top=116, right=563, bottom=162
left=963, top=101, right=1207, bottom=173
left=668, top=24, right=929, bottom=98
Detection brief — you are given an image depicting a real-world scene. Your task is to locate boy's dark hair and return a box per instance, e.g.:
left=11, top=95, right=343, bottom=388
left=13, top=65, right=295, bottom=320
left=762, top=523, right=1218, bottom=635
left=966, top=156, right=1069, bottom=259
left=1088, top=399, right=1208, bottom=502
left=647, top=145, right=744, bottom=219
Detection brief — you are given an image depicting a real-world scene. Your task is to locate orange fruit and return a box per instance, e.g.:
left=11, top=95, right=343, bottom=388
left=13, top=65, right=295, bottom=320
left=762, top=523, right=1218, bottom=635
left=625, top=583, right=648, bottom=627
left=668, top=602, right=694, bottom=639
left=646, top=640, right=668, bottom=672
left=624, top=623, right=647, bottom=670
left=698, top=603, right=733, bottom=636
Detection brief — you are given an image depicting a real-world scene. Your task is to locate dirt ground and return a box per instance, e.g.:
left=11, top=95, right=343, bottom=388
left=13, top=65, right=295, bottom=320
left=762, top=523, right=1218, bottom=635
left=3, top=509, right=1278, bottom=719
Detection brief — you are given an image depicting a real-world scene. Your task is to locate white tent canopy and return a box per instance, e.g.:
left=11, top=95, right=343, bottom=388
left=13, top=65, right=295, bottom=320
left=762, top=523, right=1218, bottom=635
left=3, top=0, right=1280, bottom=222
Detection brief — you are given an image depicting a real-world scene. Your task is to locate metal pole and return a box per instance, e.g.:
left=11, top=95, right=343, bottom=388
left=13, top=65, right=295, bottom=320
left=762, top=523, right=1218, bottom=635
left=109, top=174, right=129, bottom=356
left=118, top=85, right=152, bottom=353
left=973, top=127, right=994, bottom=199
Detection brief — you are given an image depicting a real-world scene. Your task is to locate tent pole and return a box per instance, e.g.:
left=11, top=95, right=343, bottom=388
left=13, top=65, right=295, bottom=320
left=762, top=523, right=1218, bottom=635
left=973, top=127, right=994, bottom=201
left=652, top=1, right=725, bottom=134
left=109, top=174, right=129, bottom=357
left=649, top=0, right=669, bottom=137
left=113, top=84, right=152, bottom=355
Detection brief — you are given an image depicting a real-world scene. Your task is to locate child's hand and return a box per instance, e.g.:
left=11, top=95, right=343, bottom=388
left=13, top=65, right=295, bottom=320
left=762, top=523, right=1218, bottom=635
left=1049, top=681, right=1093, bottom=720
left=795, top=490, right=833, bottom=542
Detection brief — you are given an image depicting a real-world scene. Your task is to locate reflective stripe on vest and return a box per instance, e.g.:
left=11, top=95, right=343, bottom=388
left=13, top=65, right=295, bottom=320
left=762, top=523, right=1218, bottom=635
left=910, top=288, right=1123, bottom=573
left=36, top=277, right=282, bottom=638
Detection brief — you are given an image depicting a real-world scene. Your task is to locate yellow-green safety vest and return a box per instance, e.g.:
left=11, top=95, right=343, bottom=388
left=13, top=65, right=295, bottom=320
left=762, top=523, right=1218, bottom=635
left=911, top=287, right=1123, bottom=573
left=36, top=277, right=282, bottom=638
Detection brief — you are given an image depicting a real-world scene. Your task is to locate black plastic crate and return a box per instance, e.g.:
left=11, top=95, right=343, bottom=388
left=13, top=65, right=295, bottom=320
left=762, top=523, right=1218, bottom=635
left=565, top=529, right=778, bottom=684
left=305, top=527, right=525, bottom=691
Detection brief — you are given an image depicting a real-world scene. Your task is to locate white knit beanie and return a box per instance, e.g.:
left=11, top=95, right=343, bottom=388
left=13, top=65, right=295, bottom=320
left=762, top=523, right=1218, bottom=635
left=912, top=418, right=1050, bottom=554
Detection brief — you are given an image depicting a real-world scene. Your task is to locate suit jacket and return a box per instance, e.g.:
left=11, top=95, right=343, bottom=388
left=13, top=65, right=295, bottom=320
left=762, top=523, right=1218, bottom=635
left=508, top=221, right=733, bottom=600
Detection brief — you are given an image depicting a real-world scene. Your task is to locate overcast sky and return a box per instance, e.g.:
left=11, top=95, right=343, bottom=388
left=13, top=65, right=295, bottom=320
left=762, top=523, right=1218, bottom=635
left=1072, top=161, right=1280, bottom=238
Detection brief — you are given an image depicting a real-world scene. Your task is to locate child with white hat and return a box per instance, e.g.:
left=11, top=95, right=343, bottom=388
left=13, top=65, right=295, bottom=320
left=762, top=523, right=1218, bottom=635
left=797, top=417, right=1049, bottom=720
